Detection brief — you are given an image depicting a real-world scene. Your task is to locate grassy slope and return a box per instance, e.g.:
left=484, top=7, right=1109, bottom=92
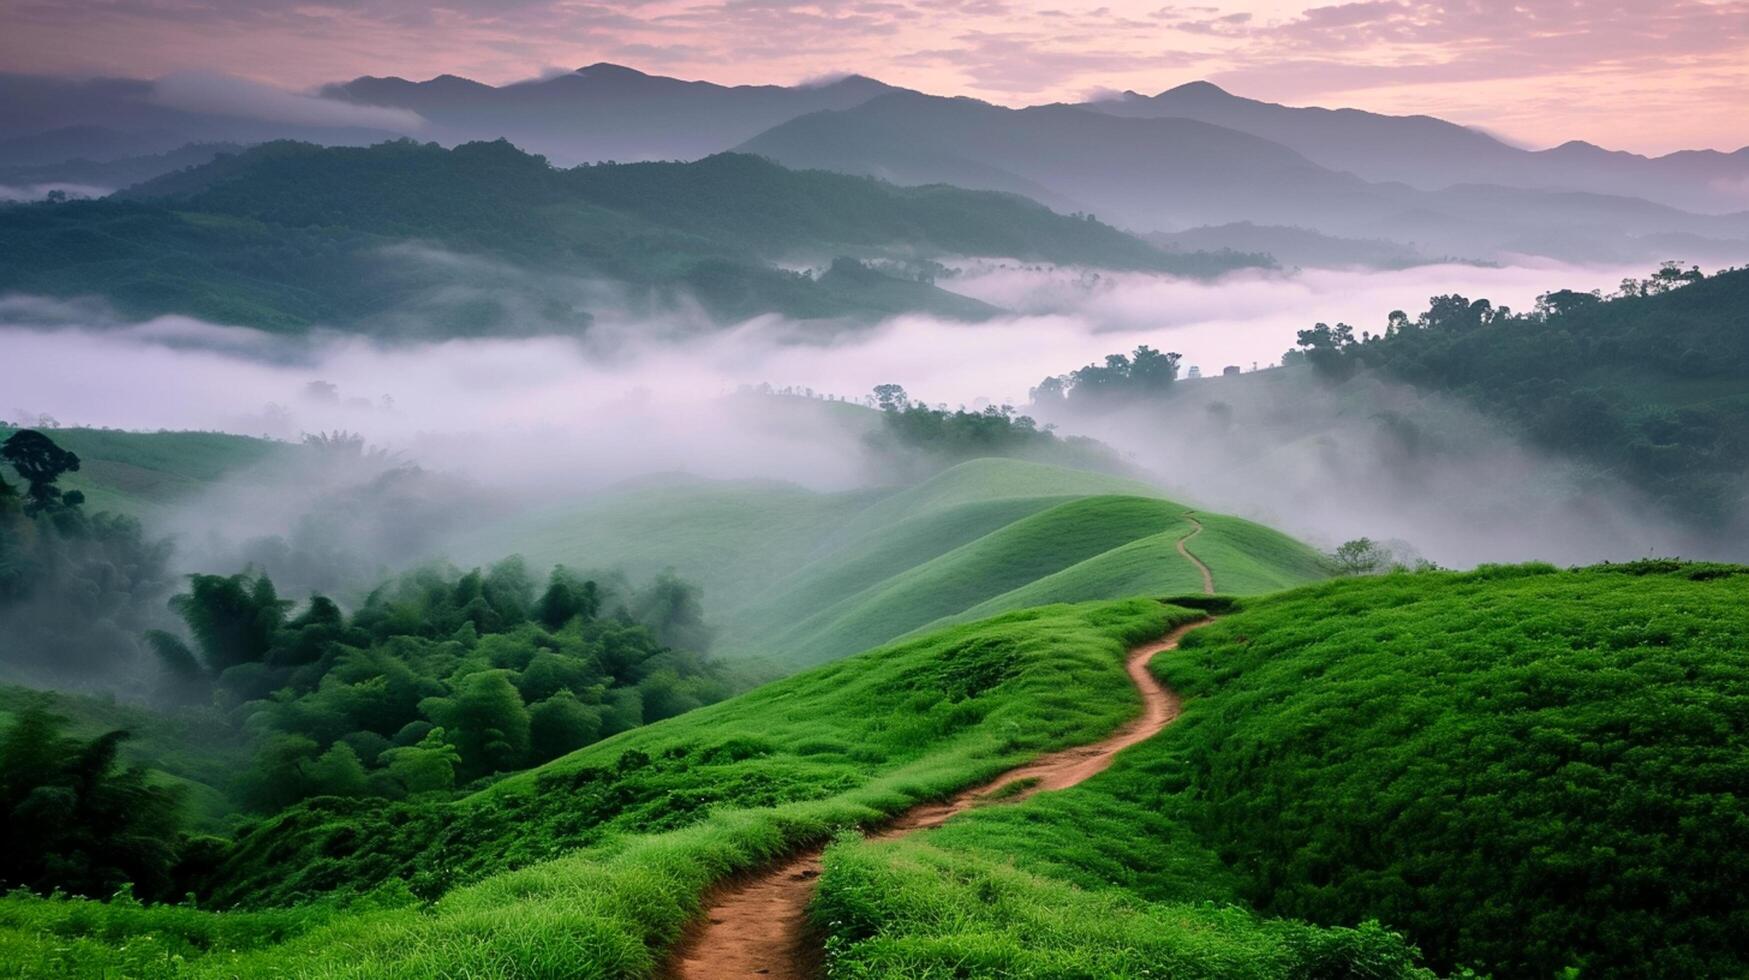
left=816, top=562, right=1749, bottom=978
left=466, top=458, right=1333, bottom=667
left=0, top=598, right=1216, bottom=976
left=0, top=426, right=285, bottom=519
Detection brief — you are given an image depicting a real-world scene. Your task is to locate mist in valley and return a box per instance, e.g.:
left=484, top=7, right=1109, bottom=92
left=1, top=252, right=1721, bottom=597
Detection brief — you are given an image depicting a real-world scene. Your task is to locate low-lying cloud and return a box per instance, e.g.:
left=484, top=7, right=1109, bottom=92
left=0, top=254, right=1722, bottom=577
left=151, top=71, right=426, bottom=132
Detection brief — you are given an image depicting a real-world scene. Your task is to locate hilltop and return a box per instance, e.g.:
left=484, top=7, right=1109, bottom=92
left=459, top=457, right=1335, bottom=668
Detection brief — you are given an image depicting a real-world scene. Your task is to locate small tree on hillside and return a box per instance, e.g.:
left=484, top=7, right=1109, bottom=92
left=1332, top=538, right=1389, bottom=576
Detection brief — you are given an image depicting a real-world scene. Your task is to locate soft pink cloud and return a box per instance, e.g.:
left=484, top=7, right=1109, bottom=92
left=0, top=0, right=1743, bottom=153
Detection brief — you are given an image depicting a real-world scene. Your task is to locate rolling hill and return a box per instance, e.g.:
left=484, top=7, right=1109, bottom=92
left=8, top=561, right=1745, bottom=977
left=0, top=140, right=1235, bottom=331
left=457, top=457, right=1335, bottom=668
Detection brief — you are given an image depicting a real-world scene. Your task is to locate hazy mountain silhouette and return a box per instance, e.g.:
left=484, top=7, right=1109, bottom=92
left=740, top=91, right=1749, bottom=263
left=1087, top=82, right=1749, bottom=215
left=323, top=64, right=905, bottom=165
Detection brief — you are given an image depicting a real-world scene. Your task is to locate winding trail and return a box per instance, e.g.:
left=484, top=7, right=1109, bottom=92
left=664, top=617, right=1213, bottom=979
left=1178, top=513, right=1215, bottom=595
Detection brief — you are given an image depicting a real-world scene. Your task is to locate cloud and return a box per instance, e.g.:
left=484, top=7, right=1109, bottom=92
left=150, top=71, right=426, bottom=131
left=1, top=252, right=1705, bottom=578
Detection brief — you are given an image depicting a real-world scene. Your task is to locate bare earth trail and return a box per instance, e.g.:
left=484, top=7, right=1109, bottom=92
left=665, top=615, right=1215, bottom=979
left=1178, top=513, right=1215, bottom=595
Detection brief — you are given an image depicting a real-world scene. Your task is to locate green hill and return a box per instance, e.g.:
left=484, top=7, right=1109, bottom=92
left=0, top=597, right=1433, bottom=977
left=0, top=141, right=1244, bottom=331
left=457, top=458, right=1336, bottom=667
left=819, top=561, right=1749, bottom=978
left=7, top=560, right=1744, bottom=976
left=0, top=426, right=287, bottom=519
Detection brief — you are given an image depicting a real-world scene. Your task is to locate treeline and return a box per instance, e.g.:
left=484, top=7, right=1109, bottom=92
left=0, top=429, right=733, bottom=902
left=860, top=383, right=1121, bottom=477
left=1281, top=264, right=1749, bottom=526
left=1030, top=344, right=1182, bottom=407
left=149, top=560, right=726, bottom=809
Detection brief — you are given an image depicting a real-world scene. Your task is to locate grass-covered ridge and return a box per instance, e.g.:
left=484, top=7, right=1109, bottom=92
left=469, top=458, right=1335, bottom=668
left=813, top=562, right=1749, bottom=978
left=0, top=598, right=1202, bottom=974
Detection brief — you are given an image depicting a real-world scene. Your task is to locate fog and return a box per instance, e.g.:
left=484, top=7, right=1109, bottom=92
left=149, top=71, right=426, bottom=132
left=0, top=254, right=1713, bottom=580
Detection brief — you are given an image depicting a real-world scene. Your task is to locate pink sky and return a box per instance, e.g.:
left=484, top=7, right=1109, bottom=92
left=2, top=0, right=1745, bottom=154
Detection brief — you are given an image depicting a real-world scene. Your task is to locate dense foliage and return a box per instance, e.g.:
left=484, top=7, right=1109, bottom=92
left=0, top=599, right=1313, bottom=978
left=0, top=705, right=188, bottom=901
left=1029, top=344, right=1183, bottom=408
left=148, top=559, right=728, bottom=809
left=861, top=383, right=1122, bottom=478
left=0, top=430, right=176, bottom=689
left=0, top=141, right=1245, bottom=330
left=1282, top=266, right=1749, bottom=530
left=1153, top=562, right=1749, bottom=977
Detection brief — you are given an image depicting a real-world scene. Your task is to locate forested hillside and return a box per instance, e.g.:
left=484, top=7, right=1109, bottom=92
left=0, top=140, right=1241, bottom=332
left=1284, top=266, right=1749, bottom=531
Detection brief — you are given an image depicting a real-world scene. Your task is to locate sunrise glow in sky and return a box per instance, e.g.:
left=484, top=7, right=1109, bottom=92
left=2, top=0, right=1746, bottom=155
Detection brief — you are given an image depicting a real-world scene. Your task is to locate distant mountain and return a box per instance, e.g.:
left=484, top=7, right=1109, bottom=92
left=742, top=91, right=1368, bottom=228
left=322, top=64, right=906, bottom=166
left=1, top=139, right=1235, bottom=332
left=0, top=75, right=408, bottom=157
left=0, top=141, right=242, bottom=196
left=1087, top=82, right=1749, bottom=215
left=741, top=92, right=1749, bottom=263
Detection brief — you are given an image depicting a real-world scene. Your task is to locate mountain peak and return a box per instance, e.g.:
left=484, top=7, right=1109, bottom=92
left=1157, top=80, right=1232, bottom=100
left=574, top=63, right=649, bottom=79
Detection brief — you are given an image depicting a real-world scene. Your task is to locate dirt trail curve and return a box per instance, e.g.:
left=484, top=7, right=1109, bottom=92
left=663, top=617, right=1213, bottom=979
left=1178, top=513, right=1215, bottom=596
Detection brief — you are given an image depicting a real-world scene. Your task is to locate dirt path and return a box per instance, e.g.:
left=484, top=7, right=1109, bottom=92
left=1177, top=514, right=1215, bottom=595
left=663, top=618, right=1211, bottom=979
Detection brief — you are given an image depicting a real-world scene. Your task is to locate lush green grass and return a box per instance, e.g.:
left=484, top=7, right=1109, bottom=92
left=760, top=496, right=1190, bottom=665
left=0, top=599, right=1202, bottom=975
left=813, top=562, right=1749, bottom=979
left=1185, top=512, right=1339, bottom=593
left=945, top=525, right=1207, bottom=618
left=467, top=459, right=1334, bottom=668
left=1154, top=561, right=1749, bottom=977
left=0, top=426, right=286, bottom=519
left=812, top=562, right=1749, bottom=978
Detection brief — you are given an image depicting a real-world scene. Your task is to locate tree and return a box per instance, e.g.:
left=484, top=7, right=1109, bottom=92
left=873, top=384, right=909, bottom=412
left=169, top=572, right=291, bottom=675
left=538, top=566, right=599, bottom=629
left=421, top=671, right=530, bottom=780
left=304, top=742, right=369, bottom=798
left=0, top=704, right=185, bottom=900
left=528, top=691, right=603, bottom=762
left=630, top=569, right=712, bottom=653
left=1332, top=538, right=1389, bottom=575
left=1, top=429, right=81, bottom=515
left=380, top=727, right=460, bottom=795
